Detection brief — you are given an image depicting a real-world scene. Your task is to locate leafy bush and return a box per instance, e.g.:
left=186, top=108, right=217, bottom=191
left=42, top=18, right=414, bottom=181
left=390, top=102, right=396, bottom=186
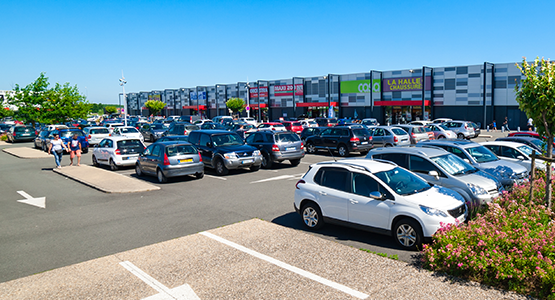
left=422, top=177, right=555, bottom=299
left=0, top=134, right=6, bottom=141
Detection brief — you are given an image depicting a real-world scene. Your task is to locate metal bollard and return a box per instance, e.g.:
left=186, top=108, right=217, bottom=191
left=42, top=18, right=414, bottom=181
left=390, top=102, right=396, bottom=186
left=501, top=126, right=505, bottom=133
left=487, top=125, right=490, bottom=132
left=517, top=126, right=520, bottom=132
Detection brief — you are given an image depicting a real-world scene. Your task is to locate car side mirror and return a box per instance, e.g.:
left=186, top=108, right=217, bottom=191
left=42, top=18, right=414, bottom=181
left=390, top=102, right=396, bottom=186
left=464, top=159, right=470, bottom=163
left=428, top=170, right=440, bottom=180
left=206, top=142, right=212, bottom=148
left=517, top=155, right=525, bottom=160
left=368, top=191, right=384, bottom=200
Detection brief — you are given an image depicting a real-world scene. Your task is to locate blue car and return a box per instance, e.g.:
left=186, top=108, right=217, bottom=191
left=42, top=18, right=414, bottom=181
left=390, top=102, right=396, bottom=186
left=50, top=128, right=90, bottom=153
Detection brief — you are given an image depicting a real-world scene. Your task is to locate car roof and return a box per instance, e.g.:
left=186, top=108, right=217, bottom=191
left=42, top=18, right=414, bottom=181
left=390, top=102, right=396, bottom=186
left=481, top=141, right=529, bottom=147
left=419, top=139, right=478, bottom=149
left=369, top=146, right=448, bottom=157
left=156, top=141, right=193, bottom=146
left=194, top=129, right=234, bottom=134
left=315, top=158, right=396, bottom=173
left=104, top=136, right=142, bottom=141
left=497, top=136, right=537, bottom=141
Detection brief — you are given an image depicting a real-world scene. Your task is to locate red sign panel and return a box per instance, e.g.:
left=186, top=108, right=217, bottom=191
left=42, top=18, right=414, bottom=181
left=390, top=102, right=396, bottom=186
left=274, top=84, right=304, bottom=97
left=249, top=86, right=268, bottom=98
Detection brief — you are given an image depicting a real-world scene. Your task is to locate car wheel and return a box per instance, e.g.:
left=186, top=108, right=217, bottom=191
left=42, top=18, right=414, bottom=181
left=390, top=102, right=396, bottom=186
left=215, top=158, right=229, bottom=176
left=34, top=141, right=39, bottom=149
left=82, top=148, right=88, bottom=154
left=438, top=135, right=445, bottom=139
left=457, top=133, right=465, bottom=139
left=195, top=172, right=204, bottom=179
left=250, top=165, right=260, bottom=172
left=385, top=143, right=393, bottom=147
left=92, top=155, right=99, bottom=167
left=157, top=169, right=167, bottom=183
left=306, top=142, right=316, bottom=154
left=150, top=134, right=154, bottom=142
left=135, top=163, right=143, bottom=177
left=261, top=152, right=273, bottom=169
left=337, top=144, right=349, bottom=157
left=42, top=144, right=47, bottom=152
left=110, top=159, right=118, bottom=171
left=393, top=218, right=423, bottom=250
left=290, top=159, right=301, bottom=166
left=301, top=202, right=324, bottom=230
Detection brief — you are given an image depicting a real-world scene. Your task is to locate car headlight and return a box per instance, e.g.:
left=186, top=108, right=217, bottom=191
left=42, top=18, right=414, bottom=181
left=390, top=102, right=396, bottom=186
left=419, top=205, right=448, bottom=218
left=467, top=183, right=487, bottom=196
left=253, top=150, right=261, bottom=156
left=224, top=152, right=238, bottom=159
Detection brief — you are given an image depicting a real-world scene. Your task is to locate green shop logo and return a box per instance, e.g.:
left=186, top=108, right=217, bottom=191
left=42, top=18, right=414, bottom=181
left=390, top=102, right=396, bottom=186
left=340, top=79, right=381, bottom=93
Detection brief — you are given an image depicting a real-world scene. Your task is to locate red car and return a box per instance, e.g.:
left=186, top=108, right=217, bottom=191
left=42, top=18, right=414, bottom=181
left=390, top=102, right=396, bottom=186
left=508, top=131, right=540, bottom=138
left=281, top=121, right=303, bottom=134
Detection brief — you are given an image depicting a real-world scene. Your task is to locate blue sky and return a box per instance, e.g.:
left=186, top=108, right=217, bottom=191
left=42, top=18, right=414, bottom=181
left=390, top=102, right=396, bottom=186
left=1, top=0, right=552, bottom=104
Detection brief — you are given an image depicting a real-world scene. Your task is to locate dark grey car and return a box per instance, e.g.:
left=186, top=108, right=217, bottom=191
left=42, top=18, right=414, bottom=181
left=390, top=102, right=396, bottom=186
left=245, top=131, right=305, bottom=168
left=140, top=123, right=168, bottom=142
left=367, top=126, right=410, bottom=148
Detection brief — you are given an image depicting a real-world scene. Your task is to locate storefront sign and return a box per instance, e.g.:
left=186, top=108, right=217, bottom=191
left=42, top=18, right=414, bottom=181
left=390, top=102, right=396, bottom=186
left=148, top=94, right=161, bottom=101
left=274, top=84, right=303, bottom=97
left=249, top=86, right=269, bottom=98
left=383, top=76, right=432, bottom=92
left=340, top=79, right=381, bottom=93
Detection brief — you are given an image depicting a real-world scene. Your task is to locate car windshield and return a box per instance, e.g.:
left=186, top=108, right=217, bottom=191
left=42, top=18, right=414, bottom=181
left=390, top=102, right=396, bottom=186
left=212, top=133, right=243, bottom=146
left=529, top=139, right=544, bottom=149
left=374, top=167, right=431, bottom=195
left=467, top=146, right=498, bottom=163
left=166, top=145, right=197, bottom=156
left=90, top=128, right=109, bottom=134
left=151, top=124, right=165, bottom=130
left=117, top=140, right=144, bottom=153
left=438, top=124, right=449, bottom=130
left=120, top=128, right=139, bottom=133
left=517, top=145, right=534, bottom=156
left=392, top=128, right=407, bottom=135
left=276, top=133, right=300, bottom=143
left=431, top=154, right=477, bottom=176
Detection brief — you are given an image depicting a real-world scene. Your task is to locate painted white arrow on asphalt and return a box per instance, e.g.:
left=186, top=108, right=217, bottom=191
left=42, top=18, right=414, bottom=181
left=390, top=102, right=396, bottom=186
left=16, top=191, right=46, bottom=209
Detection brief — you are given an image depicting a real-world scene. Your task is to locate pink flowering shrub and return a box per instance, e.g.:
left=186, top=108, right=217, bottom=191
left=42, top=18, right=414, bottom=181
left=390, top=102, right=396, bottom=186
left=422, top=176, right=555, bottom=299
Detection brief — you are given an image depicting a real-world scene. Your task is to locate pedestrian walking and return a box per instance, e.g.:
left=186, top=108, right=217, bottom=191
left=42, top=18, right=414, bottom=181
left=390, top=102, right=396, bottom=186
left=68, top=134, right=82, bottom=166
left=48, top=133, right=69, bottom=169
left=491, top=120, right=497, bottom=132
left=527, top=118, right=533, bottom=131
left=503, top=117, right=509, bottom=131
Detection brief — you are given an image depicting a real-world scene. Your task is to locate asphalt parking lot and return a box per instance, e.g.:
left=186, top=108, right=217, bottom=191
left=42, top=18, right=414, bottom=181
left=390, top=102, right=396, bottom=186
left=0, top=131, right=523, bottom=298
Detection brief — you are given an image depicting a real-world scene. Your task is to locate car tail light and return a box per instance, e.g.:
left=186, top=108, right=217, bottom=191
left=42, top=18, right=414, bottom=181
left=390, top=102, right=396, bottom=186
left=411, top=133, right=416, bottom=138
left=115, top=149, right=121, bottom=155
left=368, top=136, right=373, bottom=141
left=464, top=124, right=468, bottom=129
left=163, top=153, right=170, bottom=165
left=88, top=135, right=91, bottom=139
left=198, top=152, right=202, bottom=162
left=85, top=137, right=88, bottom=142
left=301, top=142, right=304, bottom=149
left=394, top=136, right=398, bottom=143
left=295, top=179, right=305, bottom=189
left=271, top=127, right=275, bottom=130
left=35, top=130, right=38, bottom=135
left=13, top=132, right=16, bottom=137
left=272, top=144, right=280, bottom=152
left=350, top=137, right=360, bottom=143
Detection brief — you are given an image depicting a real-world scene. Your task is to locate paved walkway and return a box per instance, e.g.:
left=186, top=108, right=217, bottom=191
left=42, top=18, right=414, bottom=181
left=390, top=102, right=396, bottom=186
left=0, top=219, right=526, bottom=299
left=53, top=165, right=160, bottom=193
left=2, top=147, right=51, bottom=159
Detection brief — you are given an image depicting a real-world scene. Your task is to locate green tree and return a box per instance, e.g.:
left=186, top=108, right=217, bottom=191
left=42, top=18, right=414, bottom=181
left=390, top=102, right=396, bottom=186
left=6, top=73, right=50, bottom=127
left=225, top=98, right=245, bottom=116
left=145, top=100, right=166, bottom=116
left=104, top=106, right=118, bottom=115
left=515, top=57, right=555, bottom=208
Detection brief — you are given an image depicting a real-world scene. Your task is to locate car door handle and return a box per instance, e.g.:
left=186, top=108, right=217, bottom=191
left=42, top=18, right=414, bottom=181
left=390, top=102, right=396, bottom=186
left=318, top=191, right=327, bottom=196
left=349, top=199, right=358, bottom=204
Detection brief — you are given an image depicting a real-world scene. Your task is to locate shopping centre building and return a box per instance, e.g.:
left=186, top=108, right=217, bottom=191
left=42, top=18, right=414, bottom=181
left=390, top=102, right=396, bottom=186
left=124, top=61, right=528, bottom=130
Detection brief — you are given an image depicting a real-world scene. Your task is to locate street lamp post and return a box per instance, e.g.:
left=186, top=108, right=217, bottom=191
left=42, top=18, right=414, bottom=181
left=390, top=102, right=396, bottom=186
left=421, top=66, right=433, bottom=121
left=258, top=80, right=270, bottom=122
left=119, top=74, right=127, bottom=127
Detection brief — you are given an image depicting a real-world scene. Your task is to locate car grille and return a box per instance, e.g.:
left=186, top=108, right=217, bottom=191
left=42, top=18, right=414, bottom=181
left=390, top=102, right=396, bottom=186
left=237, top=151, right=253, bottom=157
left=488, top=189, right=499, bottom=197
left=448, top=204, right=466, bottom=218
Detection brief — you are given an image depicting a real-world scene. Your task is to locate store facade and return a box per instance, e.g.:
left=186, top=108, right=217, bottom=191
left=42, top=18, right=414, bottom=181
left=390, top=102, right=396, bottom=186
left=125, top=61, right=527, bottom=129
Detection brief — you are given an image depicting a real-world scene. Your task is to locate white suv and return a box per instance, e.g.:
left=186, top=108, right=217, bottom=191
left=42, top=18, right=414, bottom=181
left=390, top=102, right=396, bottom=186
left=294, top=159, right=467, bottom=250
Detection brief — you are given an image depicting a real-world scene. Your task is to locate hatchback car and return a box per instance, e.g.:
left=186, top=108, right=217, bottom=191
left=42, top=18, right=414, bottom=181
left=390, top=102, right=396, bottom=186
left=165, top=122, right=200, bottom=137
left=6, top=125, right=36, bottom=143
left=281, top=121, right=303, bottom=134
left=139, top=123, right=167, bottom=142
left=111, top=126, right=144, bottom=142
left=135, top=141, right=204, bottom=183
left=294, top=159, right=467, bottom=250
left=34, top=130, right=51, bottom=150
left=367, top=147, right=502, bottom=207
left=367, top=126, right=410, bottom=148
left=257, top=122, right=287, bottom=132
left=481, top=141, right=547, bottom=172
left=83, top=126, right=110, bottom=146
left=417, top=140, right=529, bottom=190
left=314, top=118, right=338, bottom=127
left=305, top=126, right=372, bottom=157
left=245, top=131, right=305, bottom=168
left=396, top=125, right=430, bottom=144
left=442, top=121, right=475, bottom=139
left=92, top=137, right=146, bottom=170
left=424, top=124, right=457, bottom=139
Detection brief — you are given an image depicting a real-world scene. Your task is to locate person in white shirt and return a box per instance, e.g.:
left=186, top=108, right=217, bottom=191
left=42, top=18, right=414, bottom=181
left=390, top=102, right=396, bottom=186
left=48, top=133, right=69, bottom=169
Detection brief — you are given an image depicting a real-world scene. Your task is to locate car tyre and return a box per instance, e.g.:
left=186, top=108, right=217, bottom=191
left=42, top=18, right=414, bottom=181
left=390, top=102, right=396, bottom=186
left=385, top=143, right=393, bottom=147
left=110, top=159, right=118, bottom=171
left=250, top=165, right=260, bottom=172
left=337, top=144, right=349, bottom=157
left=135, top=163, right=143, bottom=177
left=290, top=159, right=301, bottom=166
left=301, top=202, right=324, bottom=230
left=195, top=172, right=204, bottom=179
left=393, top=218, right=423, bottom=251
left=150, top=134, right=154, bottom=142
left=457, top=133, right=465, bottom=139
left=261, top=152, right=273, bottom=169
left=438, top=135, right=445, bottom=139
left=92, top=155, right=99, bottom=167
left=157, top=169, right=167, bottom=183
left=215, top=158, right=229, bottom=176
left=306, top=142, right=316, bottom=154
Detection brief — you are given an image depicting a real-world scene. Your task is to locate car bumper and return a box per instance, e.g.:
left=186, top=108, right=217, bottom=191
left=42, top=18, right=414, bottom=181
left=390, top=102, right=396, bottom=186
left=272, top=150, right=305, bottom=161
left=350, top=143, right=373, bottom=152
left=115, top=156, right=139, bottom=166
left=223, top=156, right=263, bottom=169
left=422, top=211, right=467, bottom=237
left=161, top=162, right=204, bottom=177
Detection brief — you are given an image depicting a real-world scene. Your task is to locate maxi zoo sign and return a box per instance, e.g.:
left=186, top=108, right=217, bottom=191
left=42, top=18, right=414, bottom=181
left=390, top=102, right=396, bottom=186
left=340, top=79, right=381, bottom=94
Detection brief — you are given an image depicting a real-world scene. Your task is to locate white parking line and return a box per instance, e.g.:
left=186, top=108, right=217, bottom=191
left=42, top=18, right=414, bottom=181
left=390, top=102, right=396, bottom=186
left=120, top=261, right=200, bottom=300
left=206, top=175, right=227, bottom=180
left=200, top=232, right=368, bottom=299
left=250, top=173, right=305, bottom=184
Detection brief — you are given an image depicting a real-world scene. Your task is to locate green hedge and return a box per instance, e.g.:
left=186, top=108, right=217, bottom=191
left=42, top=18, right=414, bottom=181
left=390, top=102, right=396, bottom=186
left=422, top=177, right=555, bottom=299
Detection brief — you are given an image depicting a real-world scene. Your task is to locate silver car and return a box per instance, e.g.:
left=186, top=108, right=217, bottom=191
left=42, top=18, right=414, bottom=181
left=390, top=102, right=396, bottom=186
left=417, top=140, right=529, bottom=190
left=368, top=126, right=410, bottom=147
left=442, top=121, right=475, bottom=139
left=425, top=124, right=457, bottom=139
left=396, top=125, right=430, bottom=144
left=367, top=147, right=502, bottom=207
left=83, top=126, right=110, bottom=146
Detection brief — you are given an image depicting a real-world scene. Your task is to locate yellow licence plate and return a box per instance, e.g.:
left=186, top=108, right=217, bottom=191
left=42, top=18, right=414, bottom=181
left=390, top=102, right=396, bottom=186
left=179, top=158, right=193, bottom=163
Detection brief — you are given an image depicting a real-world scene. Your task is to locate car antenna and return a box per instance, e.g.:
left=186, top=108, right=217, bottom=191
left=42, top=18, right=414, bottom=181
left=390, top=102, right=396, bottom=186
left=326, top=147, right=337, bottom=162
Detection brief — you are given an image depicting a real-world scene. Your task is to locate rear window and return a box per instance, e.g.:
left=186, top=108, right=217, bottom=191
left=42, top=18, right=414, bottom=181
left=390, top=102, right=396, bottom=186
left=185, top=125, right=200, bottom=131
left=117, top=140, right=144, bottom=154
left=392, top=128, right=408, bottom=135
left=352, top=128, right=370, bottom=136
left=292, top=122, right=302, bottom=126
left=120, top=128, right=138, bottom=133
left=412, top=127, right=426, bottom=134
left=15, top=127, right=33, bottom=132
left=90, top=128, right=109, bottom=134
left=166, top=145, right=197, bottom=156
left=276, top=133, right=300, bottom=143
left=151, top=124, right=165, bottom=129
